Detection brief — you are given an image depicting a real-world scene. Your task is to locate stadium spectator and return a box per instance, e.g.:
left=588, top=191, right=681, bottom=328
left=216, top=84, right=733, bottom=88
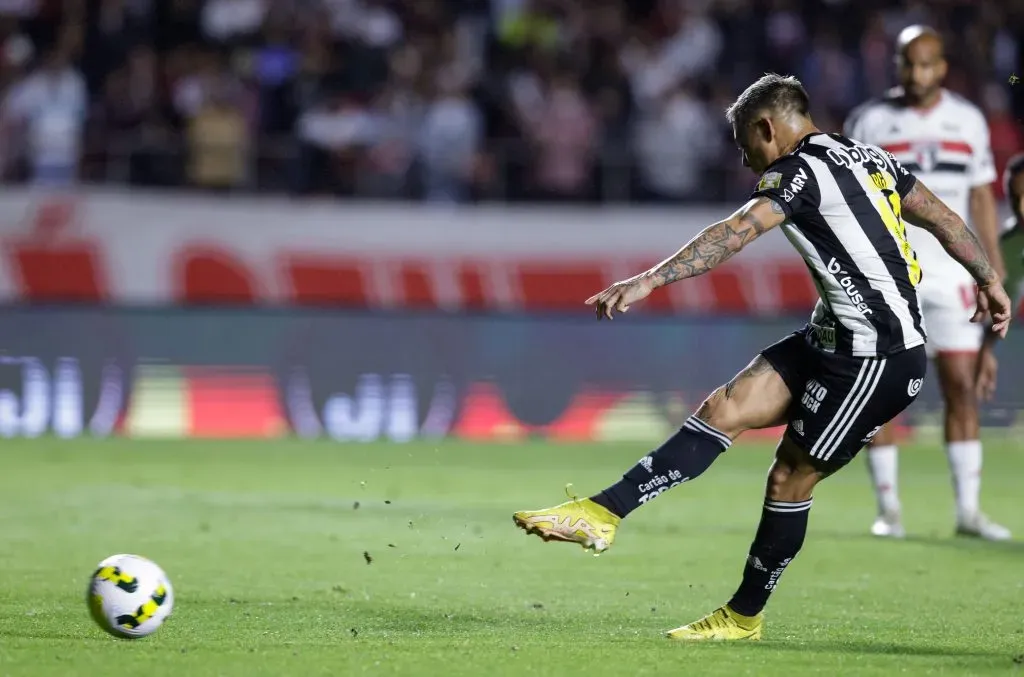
left=632, top=83, right=720, bottom=202
left=0, top=0, right=1018, bottom=201
left=2, top=41, right=86, bottom=186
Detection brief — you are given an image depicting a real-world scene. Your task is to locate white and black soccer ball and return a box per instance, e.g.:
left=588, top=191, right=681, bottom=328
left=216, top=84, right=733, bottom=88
left=87, top=554, right=174, bottom=639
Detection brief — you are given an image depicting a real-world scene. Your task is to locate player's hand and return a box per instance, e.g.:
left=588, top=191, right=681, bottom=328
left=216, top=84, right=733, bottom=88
left=586, top=276, right=655, bottom=320
left=974, top=339, right=998, bottom=401
left=973, top=283, right=1012, bottom=338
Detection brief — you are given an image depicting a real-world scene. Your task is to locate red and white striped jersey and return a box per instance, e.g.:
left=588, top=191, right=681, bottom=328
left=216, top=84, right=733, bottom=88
left=844, top=88, right=996, bottom=277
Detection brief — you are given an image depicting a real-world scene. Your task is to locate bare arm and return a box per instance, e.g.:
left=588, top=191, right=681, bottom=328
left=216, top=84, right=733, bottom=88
left=584, top=197, right=787, bottom=320
left=969, top=183, right=1006, bottom=281
left=645, top=197, right=786, bottom=288
left=900, top=181, right=999, bottom=287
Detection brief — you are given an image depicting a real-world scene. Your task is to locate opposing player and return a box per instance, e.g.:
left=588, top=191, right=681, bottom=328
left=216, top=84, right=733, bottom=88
left=974, top=155, right=1024, bottom=401
left=844, top=26, right=1010, bottom=540
left=512, top=74, right=1011, bottom=640
left=1002, top=154, right=1024, bottom=307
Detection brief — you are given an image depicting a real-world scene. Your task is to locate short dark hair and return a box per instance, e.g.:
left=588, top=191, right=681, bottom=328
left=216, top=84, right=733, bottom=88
left=725, top=74, right=811, bottom=131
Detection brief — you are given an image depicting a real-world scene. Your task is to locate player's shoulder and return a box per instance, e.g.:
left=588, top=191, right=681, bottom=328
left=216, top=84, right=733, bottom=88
left=941, top=89, right=984, bottom=115
left=940, top=90, right=988, bottom=127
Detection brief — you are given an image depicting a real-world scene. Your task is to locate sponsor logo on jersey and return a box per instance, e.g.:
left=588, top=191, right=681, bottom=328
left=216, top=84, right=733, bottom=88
left=782, top=168, right=808, bottom=202
left=809, top=321, right=837, bottom=351
left=826, top=257, right=874, bottom=315
left=826, top=144, right=889, bottom=171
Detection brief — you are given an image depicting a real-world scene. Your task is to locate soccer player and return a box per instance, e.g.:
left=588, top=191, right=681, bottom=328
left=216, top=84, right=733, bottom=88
left=843, top=25, right=1010, bottom=540
left=512, top=74, right=1011, bottom=640
left=999, top=154, right=1024, bottom=338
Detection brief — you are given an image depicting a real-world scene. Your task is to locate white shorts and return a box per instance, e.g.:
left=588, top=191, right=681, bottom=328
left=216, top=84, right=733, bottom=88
left=918, top=271, right=983, bottom=357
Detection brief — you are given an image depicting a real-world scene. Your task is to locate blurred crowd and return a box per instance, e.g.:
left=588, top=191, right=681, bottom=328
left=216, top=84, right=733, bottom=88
left=0, top=0, right=1022, bottom=203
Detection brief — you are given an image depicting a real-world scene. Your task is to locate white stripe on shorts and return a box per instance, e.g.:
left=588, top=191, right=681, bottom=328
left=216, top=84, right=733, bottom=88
left=810, top=358, right=876, bottom=459
left=821, top=359, right=887, bottom=462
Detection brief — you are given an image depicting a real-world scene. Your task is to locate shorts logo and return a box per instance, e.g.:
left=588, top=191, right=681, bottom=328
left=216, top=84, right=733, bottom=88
left=862, top=425, right=881, bottom=443
left=801, top=379, right=828, bottom=414
left=792, top=419, right=805, bottom=436
left=907, top=378, right=923, bottom=396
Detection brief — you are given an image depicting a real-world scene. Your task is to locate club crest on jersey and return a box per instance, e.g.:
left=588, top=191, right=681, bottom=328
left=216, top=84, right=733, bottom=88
left=758, top=171, right=782, bottom=191
left=913, top=142, right=939, bottom=172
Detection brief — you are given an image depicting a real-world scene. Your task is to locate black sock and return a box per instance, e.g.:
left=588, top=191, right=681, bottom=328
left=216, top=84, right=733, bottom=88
left=727, top=497, right=811, bottom=617
left=590, top=416, right=731, bottom=518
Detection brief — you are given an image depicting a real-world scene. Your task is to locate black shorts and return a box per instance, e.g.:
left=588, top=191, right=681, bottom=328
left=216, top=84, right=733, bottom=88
left=761, top=330, right=927, bottom=471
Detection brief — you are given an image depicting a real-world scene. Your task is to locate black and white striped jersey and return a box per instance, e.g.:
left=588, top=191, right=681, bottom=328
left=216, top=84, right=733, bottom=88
left=751, top=132, right=926, bottom=357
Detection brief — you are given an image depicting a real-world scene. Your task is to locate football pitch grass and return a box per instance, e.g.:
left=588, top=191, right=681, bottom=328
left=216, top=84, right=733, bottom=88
left=0, top=438, right=1022, bottom=676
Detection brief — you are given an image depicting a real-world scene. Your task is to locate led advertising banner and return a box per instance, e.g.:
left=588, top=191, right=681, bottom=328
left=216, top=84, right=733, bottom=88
left=0, top=308, right=1019, bottom=441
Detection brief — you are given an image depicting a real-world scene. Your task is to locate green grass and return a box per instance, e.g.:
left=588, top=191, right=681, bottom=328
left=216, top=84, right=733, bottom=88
left=0, top=438, right=1022, bottom=676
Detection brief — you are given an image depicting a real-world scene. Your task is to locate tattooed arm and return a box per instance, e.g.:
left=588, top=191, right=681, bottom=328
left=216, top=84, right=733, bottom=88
left=646, top=197, right=786, bottom=287
left=900, top=181, right=999, bottom=286
left=586, top=197, right=786, bottom=320
left=901, top=180, right=1013, bottom=337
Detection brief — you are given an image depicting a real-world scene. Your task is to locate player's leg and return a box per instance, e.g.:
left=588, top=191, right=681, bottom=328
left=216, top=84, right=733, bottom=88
left=935, top=350, right=1011, bottom=540
left=511, top=334, right=800, bottom=553
left=865, top=422, right=905, bottom=538
left=669, top=345, right=927, bottom=641
left=929, top=280, right=1010, bottom=540
left=588, top=352, right=791, bottom=520
left=668, top=434, right=824, bottom=641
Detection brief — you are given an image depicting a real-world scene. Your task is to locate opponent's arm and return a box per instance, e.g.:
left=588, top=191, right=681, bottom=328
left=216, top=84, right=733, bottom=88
left=585, top=197, right=786, bottom=319
left=969, top=183, right=1006, bottom=281
left=901, top=181, right=998, bottom=286
left=901, top=180, right=1012, bottom=336
left=645, top=197, right=786, bottom=287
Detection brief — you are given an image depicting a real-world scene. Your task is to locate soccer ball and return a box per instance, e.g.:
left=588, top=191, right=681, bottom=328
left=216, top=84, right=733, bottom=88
left=87, top=554, right=174, bottom=639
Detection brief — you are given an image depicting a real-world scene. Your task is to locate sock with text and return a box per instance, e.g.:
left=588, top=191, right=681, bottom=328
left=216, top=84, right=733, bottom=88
left=727, top=497, right=811, bottom=617
left=590, top=416, right=731, bottom=519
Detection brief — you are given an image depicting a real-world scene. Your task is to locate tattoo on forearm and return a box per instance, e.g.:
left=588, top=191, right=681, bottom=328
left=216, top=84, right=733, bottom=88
left=646, top=198, right=777, bottom=287
left=902, top=182, right=997, bottom=284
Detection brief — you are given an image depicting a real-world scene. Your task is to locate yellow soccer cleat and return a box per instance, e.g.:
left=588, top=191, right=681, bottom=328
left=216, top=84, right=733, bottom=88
left=512, top=491, right=620, bottom=554
left=666, top=605, right=763, bottom=641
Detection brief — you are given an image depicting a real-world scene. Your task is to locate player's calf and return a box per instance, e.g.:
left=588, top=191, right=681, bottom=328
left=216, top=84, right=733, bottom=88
left=589, top=355, right=790, bottom=518
left=937, top=352, right=981, bottom=441
left=727, top=438, right=818, bottom=617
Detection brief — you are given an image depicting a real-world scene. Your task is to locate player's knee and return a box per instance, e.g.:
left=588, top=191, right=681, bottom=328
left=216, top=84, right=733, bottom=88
left=765, top=459, right=817, bottom=502
left=695, top=387, right=742, bottom=436
left=942, top=370, right=977, bottom=414
left=765, top=463, right=793, bottom=501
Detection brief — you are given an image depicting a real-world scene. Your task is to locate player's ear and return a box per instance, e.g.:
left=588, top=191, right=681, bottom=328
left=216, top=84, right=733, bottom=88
left=755, top=117, right=774, bottom=144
